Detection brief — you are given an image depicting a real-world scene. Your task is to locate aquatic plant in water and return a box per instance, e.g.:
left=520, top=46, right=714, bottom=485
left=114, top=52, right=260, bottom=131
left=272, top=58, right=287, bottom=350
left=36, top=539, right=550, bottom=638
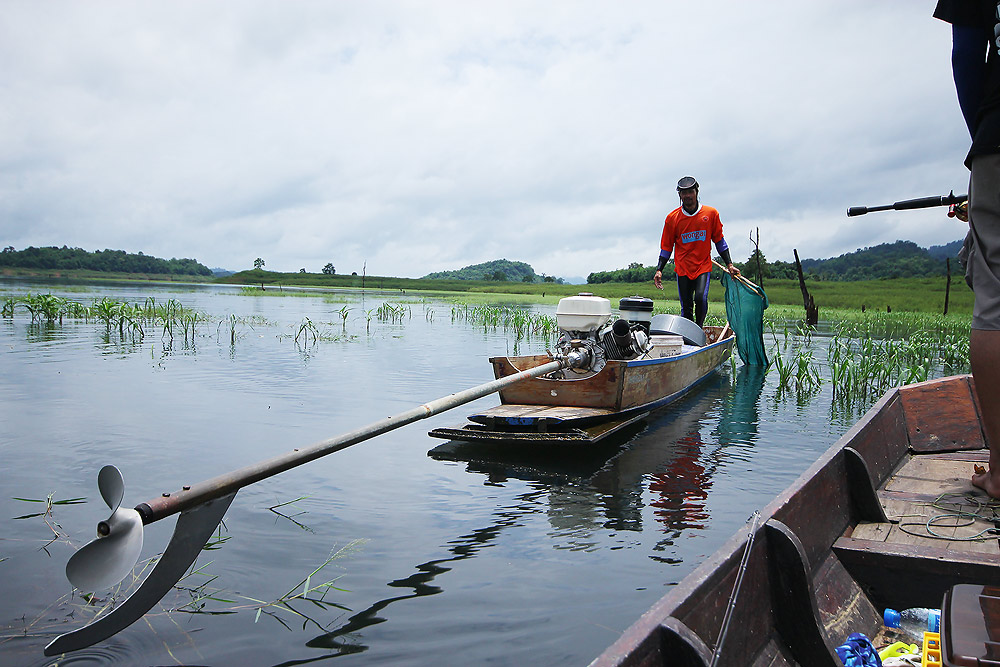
left=765, top=309, right=972, bottom=409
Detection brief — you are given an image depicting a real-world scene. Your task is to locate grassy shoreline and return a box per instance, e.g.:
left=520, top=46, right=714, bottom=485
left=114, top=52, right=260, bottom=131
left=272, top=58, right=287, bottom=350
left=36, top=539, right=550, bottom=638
left=0, top=267, right=975, bottom=317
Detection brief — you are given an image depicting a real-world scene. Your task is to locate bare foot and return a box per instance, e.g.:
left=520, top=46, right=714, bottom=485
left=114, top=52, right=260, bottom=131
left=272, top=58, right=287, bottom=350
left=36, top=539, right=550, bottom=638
left=971, top=467, right=1000, bottom=499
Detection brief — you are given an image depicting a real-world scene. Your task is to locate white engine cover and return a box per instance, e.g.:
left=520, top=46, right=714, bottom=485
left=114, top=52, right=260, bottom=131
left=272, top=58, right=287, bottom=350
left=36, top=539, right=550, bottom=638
left=556, top=294, right=611, bottom=332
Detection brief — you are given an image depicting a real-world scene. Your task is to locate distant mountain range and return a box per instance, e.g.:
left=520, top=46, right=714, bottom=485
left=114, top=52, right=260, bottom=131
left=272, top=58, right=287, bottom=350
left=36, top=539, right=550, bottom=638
left=1, top=239, right=966, bottom=284
left=435, top=239, right=967, bottom=285
left=793, top=239, right=964, bottom=281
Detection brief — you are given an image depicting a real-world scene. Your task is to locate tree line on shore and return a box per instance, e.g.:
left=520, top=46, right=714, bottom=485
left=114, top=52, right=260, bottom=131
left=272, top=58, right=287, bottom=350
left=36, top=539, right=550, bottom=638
left=586, top=240, right=964, bottom=285
left=1, top=238, right=963, bottom=285
left=0, top=246, right=212, bottom=276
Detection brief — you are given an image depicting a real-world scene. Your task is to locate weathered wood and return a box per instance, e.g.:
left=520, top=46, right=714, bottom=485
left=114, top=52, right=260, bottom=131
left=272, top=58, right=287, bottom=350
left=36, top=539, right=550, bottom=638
left=470, top=404, right=617, bottom=422
left=844, top=447, right=890, bottom=523
left=793, top=249, right=818, bottom=325
left=899, top=376, right=985, bottom=452
left=765, top=520, right=841, bottom=667
left=832, top=536, right=1000, bottom=610
left=493, top=327, right=732, bottom=412
left=434, top=328, right=733, bottom=445
left=837, top=390, right=908, bottom=486
left=945, top=257, right=951, bottom=316
left=589, top=375, right=998, bottom=667
left=428, top=411, right=649, bottom=445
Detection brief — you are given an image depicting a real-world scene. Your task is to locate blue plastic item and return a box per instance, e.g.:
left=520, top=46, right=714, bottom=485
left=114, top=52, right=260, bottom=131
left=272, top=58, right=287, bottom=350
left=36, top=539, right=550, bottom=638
left=835, top=632, right=882, bottom=666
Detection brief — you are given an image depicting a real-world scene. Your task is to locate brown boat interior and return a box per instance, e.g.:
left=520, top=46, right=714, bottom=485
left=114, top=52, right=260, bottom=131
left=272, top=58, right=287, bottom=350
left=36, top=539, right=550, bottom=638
left=593, top=375, right=1000, bottom=667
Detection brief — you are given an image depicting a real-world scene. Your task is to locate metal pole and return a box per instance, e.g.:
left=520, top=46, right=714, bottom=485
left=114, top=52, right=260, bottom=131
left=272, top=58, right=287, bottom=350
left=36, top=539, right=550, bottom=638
left=137, top=357, right=569, bottom=524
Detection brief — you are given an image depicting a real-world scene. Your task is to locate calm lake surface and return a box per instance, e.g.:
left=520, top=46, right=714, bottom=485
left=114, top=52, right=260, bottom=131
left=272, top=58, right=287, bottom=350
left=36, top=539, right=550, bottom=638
left=1, top=280, right=867, bottom=666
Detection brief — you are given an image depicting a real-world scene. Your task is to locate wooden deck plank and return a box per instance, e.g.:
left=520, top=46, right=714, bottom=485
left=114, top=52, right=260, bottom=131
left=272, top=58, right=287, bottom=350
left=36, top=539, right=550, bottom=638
left=853, top=451, right=1000, bottom=556
left=851, top=521, right=892, bottom=542
left=469, top=404, right=616, bottom=420
left=900, top=376, right=986, bottom=452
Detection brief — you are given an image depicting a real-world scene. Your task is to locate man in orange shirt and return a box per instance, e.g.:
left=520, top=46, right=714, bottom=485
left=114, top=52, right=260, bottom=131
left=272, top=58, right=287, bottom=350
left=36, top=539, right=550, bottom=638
left=653, top=176, right=740, bottom=326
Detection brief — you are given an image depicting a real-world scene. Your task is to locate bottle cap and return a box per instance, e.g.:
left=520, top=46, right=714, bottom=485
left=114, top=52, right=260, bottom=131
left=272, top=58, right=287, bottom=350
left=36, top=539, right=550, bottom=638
left=883, top=608, right=901, bottom=628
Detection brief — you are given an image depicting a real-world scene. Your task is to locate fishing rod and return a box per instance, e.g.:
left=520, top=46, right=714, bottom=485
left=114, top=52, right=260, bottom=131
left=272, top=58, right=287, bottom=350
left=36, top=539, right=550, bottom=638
left=709, top=511, right=761, bottom=667
left=44, top=348, right=590, bottom=656
left=846, top=191, right=967, bottom=217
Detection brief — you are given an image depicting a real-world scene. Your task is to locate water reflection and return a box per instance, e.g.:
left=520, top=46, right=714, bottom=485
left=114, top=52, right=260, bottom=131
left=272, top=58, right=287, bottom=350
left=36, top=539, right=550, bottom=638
left=429, top=369, right=768, bottom=549
left=2, top=281, right=840, bottom=666
left=304, top=489, right=549, bottom=656
left=713, top=364, right=767, bottom=447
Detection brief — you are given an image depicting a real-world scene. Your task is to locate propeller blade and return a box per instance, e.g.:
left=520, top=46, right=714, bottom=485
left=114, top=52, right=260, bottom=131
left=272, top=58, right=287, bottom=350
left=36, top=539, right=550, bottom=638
left=65, top=506, right=144, bottom=592
left=97, top=465, right=125, bottom=511
left=45, top=491, right=237, bottom=656
left=64, top=465, right=143, bottom=592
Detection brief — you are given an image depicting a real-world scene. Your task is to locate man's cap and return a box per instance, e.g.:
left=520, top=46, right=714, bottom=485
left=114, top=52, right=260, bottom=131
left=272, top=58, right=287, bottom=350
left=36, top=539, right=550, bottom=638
left=676, top=176, right=699, bottom=191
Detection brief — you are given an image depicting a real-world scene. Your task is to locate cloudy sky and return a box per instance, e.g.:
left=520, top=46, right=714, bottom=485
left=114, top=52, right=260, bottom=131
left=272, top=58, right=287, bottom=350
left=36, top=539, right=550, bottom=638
left=0, top=2, right=973, bottom=279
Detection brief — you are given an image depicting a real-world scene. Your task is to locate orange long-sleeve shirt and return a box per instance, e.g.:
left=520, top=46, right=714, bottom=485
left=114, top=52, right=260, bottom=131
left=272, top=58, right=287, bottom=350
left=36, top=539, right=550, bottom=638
left=660, top=205, right=724, bottom=279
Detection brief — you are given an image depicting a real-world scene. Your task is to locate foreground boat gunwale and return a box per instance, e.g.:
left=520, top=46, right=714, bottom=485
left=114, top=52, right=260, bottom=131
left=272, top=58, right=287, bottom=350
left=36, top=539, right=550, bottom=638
left=590, top=374, right=995, bottom=667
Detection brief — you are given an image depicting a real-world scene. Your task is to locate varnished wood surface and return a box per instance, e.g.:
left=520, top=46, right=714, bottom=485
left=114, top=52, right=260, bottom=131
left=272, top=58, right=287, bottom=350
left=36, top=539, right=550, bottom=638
left=492, top=327, right=733, bottom=411
left=851, top=449, right=997, bottom=556
left=467, top=403, right=617, bottom=422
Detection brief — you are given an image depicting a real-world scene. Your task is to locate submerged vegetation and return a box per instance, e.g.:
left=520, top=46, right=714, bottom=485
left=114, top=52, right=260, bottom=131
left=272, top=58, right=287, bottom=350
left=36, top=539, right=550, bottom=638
left=2, top=488, right=365, bottom=645
left=765, top=310, right=970, bottom=410
left=1, top=289, right=973, bottom=413
left=4, top=294, right=206, bottom=345
left=0, top=292, right=563, bottom=354
left=4, top=290, right=972, bottom=372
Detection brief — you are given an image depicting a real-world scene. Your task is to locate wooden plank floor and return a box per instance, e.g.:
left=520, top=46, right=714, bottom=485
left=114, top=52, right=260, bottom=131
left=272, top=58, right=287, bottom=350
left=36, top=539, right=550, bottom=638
left=471, top=404, right=617, bottom=420
left=853, top=450, right=999, bottom=556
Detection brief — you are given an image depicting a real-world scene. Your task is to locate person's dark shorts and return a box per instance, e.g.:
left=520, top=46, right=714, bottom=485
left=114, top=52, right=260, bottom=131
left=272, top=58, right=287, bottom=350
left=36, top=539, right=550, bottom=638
left=965, top=154, right=1000, bottom=331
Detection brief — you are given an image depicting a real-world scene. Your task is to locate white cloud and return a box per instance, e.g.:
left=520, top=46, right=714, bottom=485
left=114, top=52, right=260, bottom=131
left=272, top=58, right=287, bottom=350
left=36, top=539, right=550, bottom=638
left=0, top=1, right=971, bottom=278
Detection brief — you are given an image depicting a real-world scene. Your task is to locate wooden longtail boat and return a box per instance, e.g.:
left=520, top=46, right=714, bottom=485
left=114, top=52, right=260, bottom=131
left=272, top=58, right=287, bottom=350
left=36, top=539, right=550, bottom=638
left=429, top=326, right=734, bottom=445
left=590, top=374, right=999, bottom=667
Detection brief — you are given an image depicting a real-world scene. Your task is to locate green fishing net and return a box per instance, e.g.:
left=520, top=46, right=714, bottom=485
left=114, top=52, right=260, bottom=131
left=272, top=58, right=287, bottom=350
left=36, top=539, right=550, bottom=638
left=721, top=272, right=769, bottom=366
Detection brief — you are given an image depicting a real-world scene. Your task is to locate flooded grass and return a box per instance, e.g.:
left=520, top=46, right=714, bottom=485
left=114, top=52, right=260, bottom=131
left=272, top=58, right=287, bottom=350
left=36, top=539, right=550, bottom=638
left=764, top=309, right=971, bottom=410
left=0, top=281, right=980, bottom=664
left=449, top=303, right=559, bottom=341
left=3, top=290, right=975, bottom=403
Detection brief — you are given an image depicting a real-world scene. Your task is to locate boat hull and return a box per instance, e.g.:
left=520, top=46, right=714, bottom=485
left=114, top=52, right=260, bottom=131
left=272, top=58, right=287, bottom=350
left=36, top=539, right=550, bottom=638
left=590, top=375, right=997, bottom=667
left=429, top=327, right=733, bottom=444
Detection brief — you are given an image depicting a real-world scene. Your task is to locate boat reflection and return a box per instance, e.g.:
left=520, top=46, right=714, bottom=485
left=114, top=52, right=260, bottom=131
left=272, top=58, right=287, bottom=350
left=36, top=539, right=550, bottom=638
left=305, top=367, right=766, bottom=656
left=429, top=364, right=767, bottom=540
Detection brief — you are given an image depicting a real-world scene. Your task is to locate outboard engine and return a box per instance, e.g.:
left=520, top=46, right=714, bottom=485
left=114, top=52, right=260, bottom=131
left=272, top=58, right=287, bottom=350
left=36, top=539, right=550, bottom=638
left=618, top=296, right=653, bottom=334
left=554, top=294, right=652, bottom=373
left=554, top=293, right=612, bottom=373
left=600, top=318, right=649, bottom=360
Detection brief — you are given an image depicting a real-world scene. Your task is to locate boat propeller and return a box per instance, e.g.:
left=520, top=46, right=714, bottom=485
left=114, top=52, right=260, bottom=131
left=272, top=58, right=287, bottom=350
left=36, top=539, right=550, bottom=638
left=45, top=354, right=577, bottom=657
left=65, top=465, right=144, bottom=592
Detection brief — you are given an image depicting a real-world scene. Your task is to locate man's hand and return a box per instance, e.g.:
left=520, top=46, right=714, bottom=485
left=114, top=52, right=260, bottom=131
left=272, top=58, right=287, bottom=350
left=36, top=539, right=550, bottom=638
left=727, top=264, right=741, bottom=278
left=949, top=201, right=969, bottom=223
left=653, top=270, right=663, bottom=290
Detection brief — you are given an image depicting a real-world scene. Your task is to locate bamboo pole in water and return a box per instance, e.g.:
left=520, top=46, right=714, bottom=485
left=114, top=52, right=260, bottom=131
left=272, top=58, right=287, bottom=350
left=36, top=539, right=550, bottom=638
left=137, top=357, right=569, bottom=524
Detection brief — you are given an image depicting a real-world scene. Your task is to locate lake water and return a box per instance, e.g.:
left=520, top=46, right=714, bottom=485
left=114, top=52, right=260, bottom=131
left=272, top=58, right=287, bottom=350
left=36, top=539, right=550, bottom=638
left=1, top=280, right=867, bottom=666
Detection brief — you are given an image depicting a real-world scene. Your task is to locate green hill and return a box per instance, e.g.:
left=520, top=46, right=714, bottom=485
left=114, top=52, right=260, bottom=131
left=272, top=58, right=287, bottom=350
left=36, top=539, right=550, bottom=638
left=794, top=240, right=961, bottom=281
left=423, top=258, right=560, bottom=283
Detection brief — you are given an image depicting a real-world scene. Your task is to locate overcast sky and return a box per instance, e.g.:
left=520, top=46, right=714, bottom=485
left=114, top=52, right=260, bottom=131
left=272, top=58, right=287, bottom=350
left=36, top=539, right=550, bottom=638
left=0, top=1, right=973, bottom=279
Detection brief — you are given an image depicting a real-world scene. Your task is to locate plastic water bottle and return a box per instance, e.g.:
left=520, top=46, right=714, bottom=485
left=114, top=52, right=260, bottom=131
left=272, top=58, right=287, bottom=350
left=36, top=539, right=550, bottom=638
left=884, top=607, right=941, bottom=642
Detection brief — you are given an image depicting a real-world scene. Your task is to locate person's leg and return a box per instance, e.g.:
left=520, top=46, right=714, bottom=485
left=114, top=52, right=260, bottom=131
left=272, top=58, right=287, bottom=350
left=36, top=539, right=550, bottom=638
left=966, top=154, right=1000, bottom=497
left=677, top=275, right=695, bottom=322
left=971, top=329, right=1000, bottom=496
left=693, top=272, right=711, bottom=327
